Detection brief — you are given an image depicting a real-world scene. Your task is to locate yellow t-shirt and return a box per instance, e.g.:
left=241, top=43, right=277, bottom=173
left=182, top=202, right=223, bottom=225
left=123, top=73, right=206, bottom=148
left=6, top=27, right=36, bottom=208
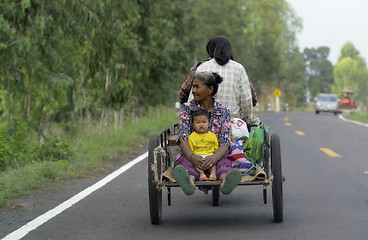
left=189, top=131, right=218, bottom=156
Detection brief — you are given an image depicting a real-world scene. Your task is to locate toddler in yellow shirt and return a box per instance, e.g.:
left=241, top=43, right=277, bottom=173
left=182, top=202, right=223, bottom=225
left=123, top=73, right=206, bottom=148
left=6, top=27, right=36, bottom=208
left=189, top=109, right=218, bottom=181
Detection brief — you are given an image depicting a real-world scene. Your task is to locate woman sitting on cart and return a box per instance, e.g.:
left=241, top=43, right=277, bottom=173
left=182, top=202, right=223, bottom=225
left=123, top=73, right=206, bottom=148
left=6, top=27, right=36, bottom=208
left=174, top=71, right=242, bottom=196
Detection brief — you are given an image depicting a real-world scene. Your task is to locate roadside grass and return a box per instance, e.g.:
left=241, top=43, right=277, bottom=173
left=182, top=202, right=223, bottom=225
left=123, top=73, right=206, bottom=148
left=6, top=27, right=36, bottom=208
left=347, top=112, right=368, bottom=123
left=0, top=107, right=179, bottom=208
left=0, top=161, right=71, bottom=207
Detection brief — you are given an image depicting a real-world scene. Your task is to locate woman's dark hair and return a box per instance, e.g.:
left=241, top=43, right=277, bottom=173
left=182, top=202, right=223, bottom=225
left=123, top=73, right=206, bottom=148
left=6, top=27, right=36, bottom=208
left=191, top=109, right=210, bottom=121
left=193, top=71, right=223, bottom=96
left=205, top=36, right=233, bottom=65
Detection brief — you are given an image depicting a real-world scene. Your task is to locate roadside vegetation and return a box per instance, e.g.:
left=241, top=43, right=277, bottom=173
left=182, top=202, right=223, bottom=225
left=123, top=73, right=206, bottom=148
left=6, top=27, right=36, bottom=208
left=0, top=107, right=179, bottom=208
left=347, top=112, right=368, bottom=123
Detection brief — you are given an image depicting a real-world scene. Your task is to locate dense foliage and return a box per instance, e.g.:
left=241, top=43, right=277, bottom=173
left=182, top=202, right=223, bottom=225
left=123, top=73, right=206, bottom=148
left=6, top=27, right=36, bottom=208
left=303, top=47, right=334, bottom=97
left=0, top=0, right=304, bottom=130
left=0, top=121, right=72, bottom=170
left=333, top=42, right=368, bottom=110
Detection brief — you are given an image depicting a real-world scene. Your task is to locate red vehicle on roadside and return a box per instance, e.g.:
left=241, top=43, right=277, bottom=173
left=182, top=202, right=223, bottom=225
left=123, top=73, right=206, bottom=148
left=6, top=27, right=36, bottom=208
left=339, top=90, right=357, bottom=109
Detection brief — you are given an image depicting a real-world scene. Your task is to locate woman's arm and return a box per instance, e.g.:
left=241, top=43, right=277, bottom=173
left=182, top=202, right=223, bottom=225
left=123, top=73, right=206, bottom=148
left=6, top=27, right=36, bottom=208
left=202, top=144, right=229, bottom=170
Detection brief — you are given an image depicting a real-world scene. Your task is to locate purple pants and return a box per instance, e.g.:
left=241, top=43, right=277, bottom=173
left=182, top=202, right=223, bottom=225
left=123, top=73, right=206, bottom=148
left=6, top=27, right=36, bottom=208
left=174, top=155, right=232, bottom=180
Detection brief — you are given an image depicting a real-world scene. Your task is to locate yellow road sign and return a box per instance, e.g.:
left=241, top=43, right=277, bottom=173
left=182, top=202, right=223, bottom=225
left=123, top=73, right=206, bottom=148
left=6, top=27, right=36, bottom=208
left=273, top=88, right=282, bottom=97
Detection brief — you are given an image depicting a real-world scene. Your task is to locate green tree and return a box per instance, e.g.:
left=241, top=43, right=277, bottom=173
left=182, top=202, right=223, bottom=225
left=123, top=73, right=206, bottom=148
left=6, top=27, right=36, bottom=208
left=1, top=0, right=189, bottom=131
left=338, top=41, right=366, bottom=67
left=333, top=57, right=368, bottom=110
left=280, top=47, right=306, bottom=109
left=0, top=0, right=306, bottom=135
left=303, top=47, right=334, bottom=97
left=333, top=57, right=360, bottom=93
left=334, top=42, right=368, bottom=110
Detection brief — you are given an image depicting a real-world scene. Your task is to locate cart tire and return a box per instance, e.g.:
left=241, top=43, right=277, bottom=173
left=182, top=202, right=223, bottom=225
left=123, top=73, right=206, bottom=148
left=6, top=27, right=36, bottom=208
left=148, top=136, right=162, bottom=224
left=263, top=126, right=270, bottom=205
left=212, top=186, right=220, bottom=206
left=271, top=134, right=283, bottom=222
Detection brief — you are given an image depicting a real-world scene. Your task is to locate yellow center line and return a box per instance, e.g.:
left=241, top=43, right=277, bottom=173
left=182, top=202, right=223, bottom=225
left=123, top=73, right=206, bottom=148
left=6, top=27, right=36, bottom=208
left=364, top=171, right=368, bottom=175
left=320, top=148, right=341, bottom=157
left=285, top=122, right=291, bottom=126
left=283, top=116, right=289, bottom=121
left=295, top=131, right=305, bottom=135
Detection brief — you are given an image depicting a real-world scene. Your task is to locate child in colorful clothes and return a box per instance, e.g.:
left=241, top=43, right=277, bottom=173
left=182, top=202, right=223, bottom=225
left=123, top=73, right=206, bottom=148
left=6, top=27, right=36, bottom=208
left=189, top=109, right=218, bottom=181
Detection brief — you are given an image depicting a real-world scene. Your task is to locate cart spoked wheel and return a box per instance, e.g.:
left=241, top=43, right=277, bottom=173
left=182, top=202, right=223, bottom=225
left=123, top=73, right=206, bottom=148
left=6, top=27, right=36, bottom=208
left=148, top=136, right=162, bottom=224
left=212, top=186, right=220, bottom=206
left=271, top=134, right=283, bottom=222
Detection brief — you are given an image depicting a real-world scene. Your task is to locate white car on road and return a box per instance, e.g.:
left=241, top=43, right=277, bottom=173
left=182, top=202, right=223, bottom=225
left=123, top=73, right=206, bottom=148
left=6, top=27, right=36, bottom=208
left=315, top=93, right=340, bottom=115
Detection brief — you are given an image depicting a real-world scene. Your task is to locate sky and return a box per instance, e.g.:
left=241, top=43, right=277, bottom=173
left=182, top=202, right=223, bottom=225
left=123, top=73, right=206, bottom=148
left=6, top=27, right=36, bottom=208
left=287, top=0, right=368, bottom=65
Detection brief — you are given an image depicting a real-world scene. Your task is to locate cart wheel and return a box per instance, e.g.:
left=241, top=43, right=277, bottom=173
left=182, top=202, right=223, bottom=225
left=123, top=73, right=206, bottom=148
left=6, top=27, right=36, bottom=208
left=148, top=136, right=162, bottom=224
left=212, top=186, right=220, bottom=206
left=263, top=130, right=270, bottom=205
left=271, top=134, right=283, bottom=222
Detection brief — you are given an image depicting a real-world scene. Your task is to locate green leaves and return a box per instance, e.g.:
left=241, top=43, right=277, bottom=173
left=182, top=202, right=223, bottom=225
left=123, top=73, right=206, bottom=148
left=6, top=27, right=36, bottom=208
left=0, top=0, right=317, bottom=132
left=303, top=47, right=334, bottom=97
left=21, top=0, right=31, bottom=10
left=0, top=122, right=73, bottom=171
left=333, top=42, right=368, bottom=106
left=0, top=122, right=30, bottom=170
left=333, top=57, right=359, bottom=92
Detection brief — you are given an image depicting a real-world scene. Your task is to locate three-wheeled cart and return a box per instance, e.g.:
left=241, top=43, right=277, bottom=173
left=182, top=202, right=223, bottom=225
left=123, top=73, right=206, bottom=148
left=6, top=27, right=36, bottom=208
left=148, top=123, right=283, bottom=224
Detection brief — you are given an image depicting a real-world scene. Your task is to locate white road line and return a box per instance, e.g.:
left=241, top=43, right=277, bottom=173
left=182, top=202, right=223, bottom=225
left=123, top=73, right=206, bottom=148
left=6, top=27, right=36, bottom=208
left=1, top=152, right=148, bottom=240
left=339, top=115, right=368, bottom=128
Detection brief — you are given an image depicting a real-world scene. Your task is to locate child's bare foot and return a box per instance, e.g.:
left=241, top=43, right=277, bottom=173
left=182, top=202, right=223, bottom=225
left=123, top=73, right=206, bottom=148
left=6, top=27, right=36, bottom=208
left=199, top=173, right=207, bottom=181
left=208, top=173, right=217, bottom=181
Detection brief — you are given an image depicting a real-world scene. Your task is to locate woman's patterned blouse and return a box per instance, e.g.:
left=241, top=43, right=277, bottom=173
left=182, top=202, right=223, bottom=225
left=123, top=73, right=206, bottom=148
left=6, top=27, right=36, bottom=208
left=178, top=99, right=231, bottom=146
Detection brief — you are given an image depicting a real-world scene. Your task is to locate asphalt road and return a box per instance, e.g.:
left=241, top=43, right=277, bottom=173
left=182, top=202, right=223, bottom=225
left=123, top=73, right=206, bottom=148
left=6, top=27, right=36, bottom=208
left=1, top=111, right=368, bottom=240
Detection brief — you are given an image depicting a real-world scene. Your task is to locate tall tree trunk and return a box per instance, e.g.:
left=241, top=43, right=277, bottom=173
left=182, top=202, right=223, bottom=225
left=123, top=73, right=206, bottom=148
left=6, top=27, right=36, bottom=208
left=105, top=68, right=111, bottom=90
left=40, top=113, right=51, bottom=145
left=73, top=89, right=78, bottom=115
left=132, top=100, right=136, bottom=123
left=105, top=109, right=109, bottom=128
left=74, top=70, right=85, bottom=118
left=120, top=107, right=124, bottom=127
left=22, top=95, right=31, bottom=124
left=6, top=76, right=12, bottom=132
left=99, top=108, right=110, bottom=131
left=99, top=108, right=105, bottom=132
left=86, top=108, right=92, bottom=122
left=114, top=110, right=119, bottom=130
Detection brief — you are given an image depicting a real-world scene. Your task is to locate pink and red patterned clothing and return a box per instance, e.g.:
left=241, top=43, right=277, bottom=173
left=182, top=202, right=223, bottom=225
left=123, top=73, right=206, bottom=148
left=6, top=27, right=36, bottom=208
left=178, top=99, right=231, bottom=145
left=175, top=99, right=232, bottom=179
left=189, top=131, right=218, bottom=156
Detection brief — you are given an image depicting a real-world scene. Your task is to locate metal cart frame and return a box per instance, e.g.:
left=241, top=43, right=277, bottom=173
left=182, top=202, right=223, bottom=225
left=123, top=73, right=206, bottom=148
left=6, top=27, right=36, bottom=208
left=148, top=123, right=283, bottom=224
